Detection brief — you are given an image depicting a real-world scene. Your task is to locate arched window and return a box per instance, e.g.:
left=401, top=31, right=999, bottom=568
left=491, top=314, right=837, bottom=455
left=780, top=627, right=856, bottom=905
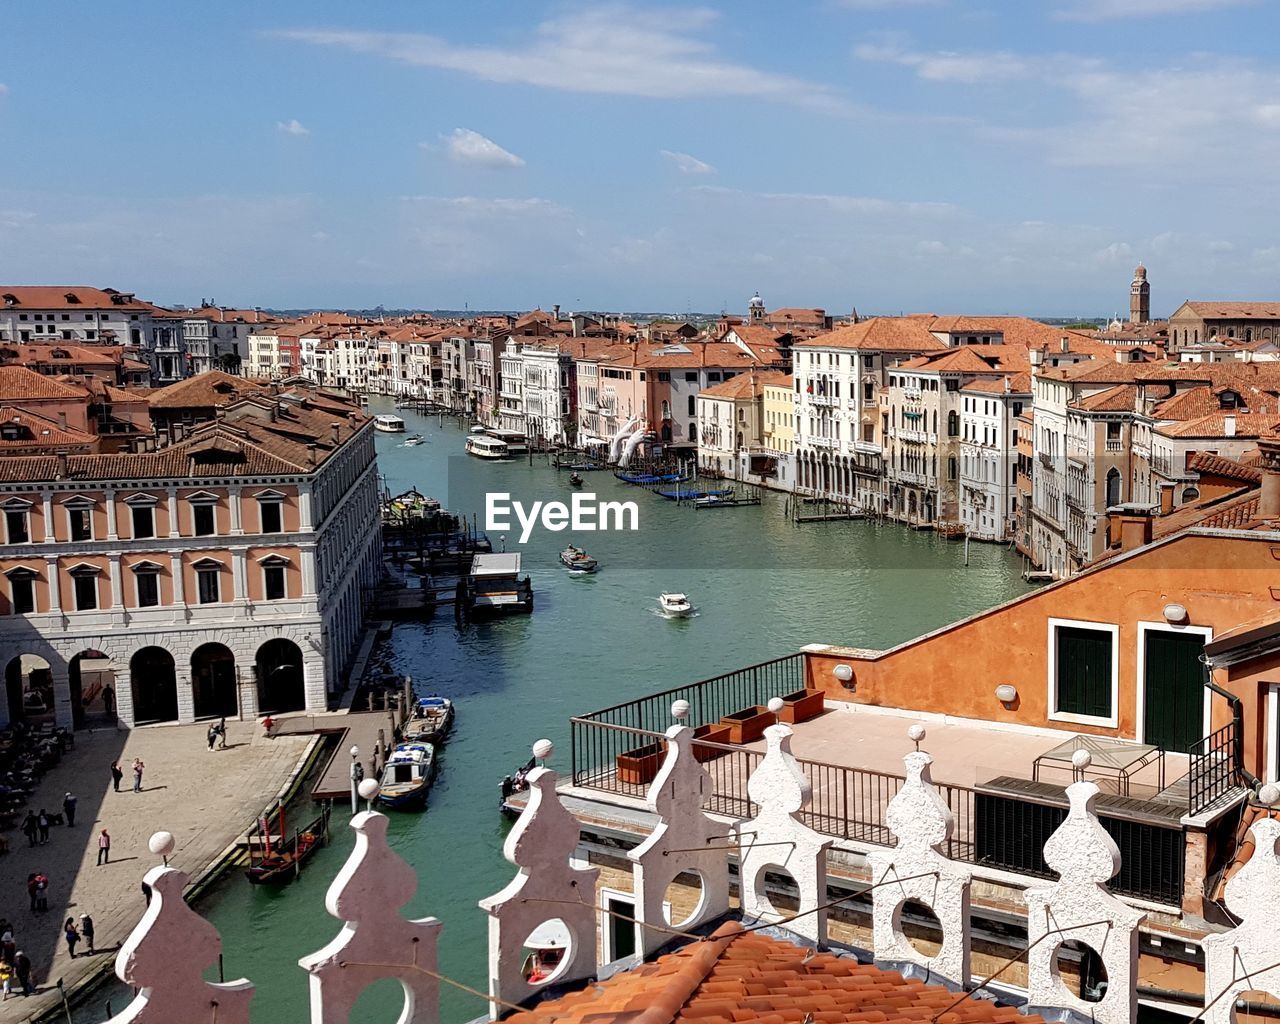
left=687, top=395, right=696, bottom=416
left=947, top=411, right=959, bottom=437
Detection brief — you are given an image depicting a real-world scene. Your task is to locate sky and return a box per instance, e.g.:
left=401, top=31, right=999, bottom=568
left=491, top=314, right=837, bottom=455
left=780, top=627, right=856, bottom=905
left=3, top=0, right=1280, bottom=315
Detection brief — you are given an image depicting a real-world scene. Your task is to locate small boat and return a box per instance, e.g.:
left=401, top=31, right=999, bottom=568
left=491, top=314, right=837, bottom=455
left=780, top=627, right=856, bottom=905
left=470, top=425, right=488, bottom=434
left=560, top=545, right=598, bottom=573
left=377, top=742, right=437, bottom=810
left=403, top=434, right=426, bottom=447
left=465, top=435, right=511, bottom=460
left=659, top=592, right=693, bottom=617
left=375, top=414, right=407, bottom=433
left=244, top=806, right=329, bottom=885
left=405, top=695, right=454, bottom=744
left=522, top=919, right=570, bottom=983
left=568, top=472, right=584, bottom=487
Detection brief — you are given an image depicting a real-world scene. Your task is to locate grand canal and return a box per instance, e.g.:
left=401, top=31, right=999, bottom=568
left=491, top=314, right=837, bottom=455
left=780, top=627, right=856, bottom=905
left=74, top=398, right=1031, bottom=1022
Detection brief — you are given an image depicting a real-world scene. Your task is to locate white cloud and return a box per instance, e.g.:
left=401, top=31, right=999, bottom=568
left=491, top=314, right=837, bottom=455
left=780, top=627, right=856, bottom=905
left=276, top=119, right=310, bottom=136
left=439, top=128, right=525, bottom=169
left=660, top=150, right=715, bottom=175
left=275, top=6, right=853, bottom=114
left=853, top=39, right=1036, bottom=83
left=1055, top=0, right=1255, bottom=19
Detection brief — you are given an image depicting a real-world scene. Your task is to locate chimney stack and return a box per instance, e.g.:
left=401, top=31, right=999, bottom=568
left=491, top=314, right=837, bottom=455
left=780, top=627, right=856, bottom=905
left=1059, top=336, right=1070, bottom=353
left=1107, top=504, right=1155, bottom=552
left=57, top=412, right=67, bottom=431
left=331, top=422, right=341, bottom=445
left=55, top=451, right=68, bottom=480
left=1029, top=347, right=1045, bottom=368
left=1258, top=437, right=1280, bottom=520
left=1224, top=415, right=1237, bottom=437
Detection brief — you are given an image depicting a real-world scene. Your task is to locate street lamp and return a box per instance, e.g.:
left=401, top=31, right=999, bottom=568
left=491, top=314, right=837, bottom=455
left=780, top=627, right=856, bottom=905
left=349, top=745, right=363, bottom=815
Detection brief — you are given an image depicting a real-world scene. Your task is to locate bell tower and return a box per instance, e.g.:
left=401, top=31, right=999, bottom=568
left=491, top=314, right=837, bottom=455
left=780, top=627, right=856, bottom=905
left=748, top=291, right=765, bottom=324
left=1129, top=264, right=1150, bottom=324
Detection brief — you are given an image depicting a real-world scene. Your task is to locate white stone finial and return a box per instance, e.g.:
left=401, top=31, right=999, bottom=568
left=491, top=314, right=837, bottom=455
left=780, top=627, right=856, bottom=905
left=148, top=831, right=175, bottom=858
left=300, top=810, right=441, bottom=1024
left=1024, top=782, right=1145, bottom=1024
left=736, top=723, right=831, bottom=945
left=357, top=779, right=380, bottom=801
left=1203, top=817, right=1280, bottom=1024
left=767, top=697, right=785, bottom=715
left=868, top=749, right=972, bottom=987
left=907, top=724, right=926, bottom=747
left=671, top=699, right=691, bottom=721
left=629, top=725, right=731, bottom=955
left=107, top=866, right=253, bottom=1024
left=1071, top=749, right=1092, bottom=771
left=532, top=738, right=554, bottom=762
left=479, top=767, right=598, bottom=1019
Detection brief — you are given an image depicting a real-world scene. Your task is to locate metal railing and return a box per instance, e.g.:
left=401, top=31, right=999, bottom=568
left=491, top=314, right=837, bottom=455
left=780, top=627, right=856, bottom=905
left=1189, top=720, right=1240, bottom=816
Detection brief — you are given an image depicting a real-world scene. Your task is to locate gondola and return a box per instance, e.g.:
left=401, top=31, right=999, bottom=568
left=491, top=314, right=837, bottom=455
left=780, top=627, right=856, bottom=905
left=569, top=472, right=584, bottom=487
left=244, top=805, right=329, bottom=885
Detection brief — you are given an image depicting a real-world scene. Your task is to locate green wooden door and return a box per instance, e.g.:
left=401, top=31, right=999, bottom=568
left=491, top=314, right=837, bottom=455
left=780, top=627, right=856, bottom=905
left=1143, top=631, right=1206, bottom=753
left=1056, top=627, right=1113, bottom=719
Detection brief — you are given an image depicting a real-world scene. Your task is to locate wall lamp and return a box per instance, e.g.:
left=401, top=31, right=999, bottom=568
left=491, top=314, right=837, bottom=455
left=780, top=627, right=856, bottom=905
left=832, top=663, right=855, bottom=691
left=1163, top=603, right=1189, bottom=624
left=995, top=684, right=1018, bottom=704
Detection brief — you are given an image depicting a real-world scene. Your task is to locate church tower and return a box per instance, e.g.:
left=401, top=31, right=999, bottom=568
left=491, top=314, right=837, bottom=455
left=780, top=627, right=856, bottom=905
left=1129, top=264, right=1150, bottom=324
left=748, top=291, right=765, bottom=324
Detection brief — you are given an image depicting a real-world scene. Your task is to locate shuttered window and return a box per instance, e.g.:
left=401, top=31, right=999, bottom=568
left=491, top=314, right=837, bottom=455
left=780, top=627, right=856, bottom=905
left=1055, top=625, right=1113, bottom=719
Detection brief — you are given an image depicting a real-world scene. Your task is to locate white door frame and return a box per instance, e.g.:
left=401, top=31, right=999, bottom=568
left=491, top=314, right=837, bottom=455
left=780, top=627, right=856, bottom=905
left=1134, top=621, right=1214, bottom=747
left=1266, top=683, right=1280, bottom=784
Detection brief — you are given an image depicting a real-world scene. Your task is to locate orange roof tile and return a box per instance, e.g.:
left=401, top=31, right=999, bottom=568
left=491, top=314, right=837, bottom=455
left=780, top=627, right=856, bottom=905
left=147, top=371, right=267, bottom=409
left=1181, top=302, right=1280, bottom=319
left=0, top=366, right=90, bottom=401
left=507, top=922, right=1045, bottom=1024
left=700, top=370, right=789, bottom=400
left=795, top=317, right=945, bottom=353
left=1158, top=411, right=1280, bottom=439
left=0, top=286, right=156, bottom=311
left=1075, top=384, right=1137, bottom=412
left=1188, top=451, right=1263, bottom=484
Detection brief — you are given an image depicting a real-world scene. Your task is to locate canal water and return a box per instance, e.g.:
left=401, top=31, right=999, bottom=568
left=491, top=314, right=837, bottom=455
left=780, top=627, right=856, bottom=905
left=74, top=398, right=1030, bottom=1023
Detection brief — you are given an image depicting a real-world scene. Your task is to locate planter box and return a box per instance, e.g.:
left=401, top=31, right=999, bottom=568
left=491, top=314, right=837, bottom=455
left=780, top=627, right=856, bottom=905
left=616, top=741, right=665, bottom=786
left=691, top=723, right=732, bottom=762
left=778, top=689, right=825, bottom=725
left=720, top=705, right=773, bottom=745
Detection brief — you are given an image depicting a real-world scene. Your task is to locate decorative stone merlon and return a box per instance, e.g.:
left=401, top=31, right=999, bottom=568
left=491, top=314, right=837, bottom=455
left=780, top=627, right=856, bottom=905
left=107, top=865, right=253, bottom=1024
left=479, top=766, right=599, bottom=1019
left=629, top=725, right=731, bottom=956
left=299, top=810, right=441, bottom=1024
left=1025, top=781, right=1145, bottom=1024
left=735, top=722, right=831, bottom=945
left=1203, top=817, right=1280, bottom=1024
left=868, top=748, right=971, bottom=987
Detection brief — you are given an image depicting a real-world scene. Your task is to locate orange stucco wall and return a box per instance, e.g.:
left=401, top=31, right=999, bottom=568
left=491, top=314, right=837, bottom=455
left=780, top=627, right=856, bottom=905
left=805, top=533, right=1280, bottom=778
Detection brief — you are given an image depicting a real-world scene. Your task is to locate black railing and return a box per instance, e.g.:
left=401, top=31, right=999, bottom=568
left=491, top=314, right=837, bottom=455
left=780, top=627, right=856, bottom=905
left=573, top=654, right=807, bottom=735
left=1189, top=720, right=1240, bottom=816
left=569, top=715, right=1183, bottom=905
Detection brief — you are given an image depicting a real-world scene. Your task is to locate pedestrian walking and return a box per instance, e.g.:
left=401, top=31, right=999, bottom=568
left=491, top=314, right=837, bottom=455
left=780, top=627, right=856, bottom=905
left=62, top=792, right=76, bottom=828
left=33, top=874, right=47, bottom=912
left=140, top=881, right=151, bottom=907
left=0, top=960, right=11, bottom=1000
left=207, top=724, right=218, bottom=751
left=13, top=950, right=31, bottom=996
left=110, top=761, right=123, bottom=792
left=132, top=758, right=144, bottom=792
left=25, top=875, right=36, bottom=912
left=35, top=810, right=48, bottom=845
left=79, top=914, right=94, bottom=955
left=102, top=683, right=115, bottom=718
left=63, top=918, right=78, bottom=958
left=217, top=716, right=227, bottom=749
left=20, top=814, right=36, bottom=848
left=97, top=829, right=110, bottom=865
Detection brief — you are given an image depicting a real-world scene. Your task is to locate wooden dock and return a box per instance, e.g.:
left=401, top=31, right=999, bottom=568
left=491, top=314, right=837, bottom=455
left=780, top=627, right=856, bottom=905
left=274, top=706, right=411, bottom=801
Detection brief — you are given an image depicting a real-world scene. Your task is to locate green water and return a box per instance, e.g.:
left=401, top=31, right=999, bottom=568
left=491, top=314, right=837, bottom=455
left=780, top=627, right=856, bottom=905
left=74, top=399, right=1029, bottom=1023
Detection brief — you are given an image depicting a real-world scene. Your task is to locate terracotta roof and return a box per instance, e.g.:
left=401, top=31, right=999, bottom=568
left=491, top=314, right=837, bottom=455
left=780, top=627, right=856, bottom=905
left=0, top=366, right=90, bottom=401
left=1158, top=411, right=1280, bottom=439
left=147, top=371, right=267, bottom=409
left=0, top=408, right=96, bottom=450
left=961, top=372, right=1032, bottom=395
left=699, top=370, right=789, bottom=400
left=896, top=347, right=1009, bottom=375
left=796, top=317, right=946, bottom=353
left=1180, top=302, right=1280, bottom=319
left=507, top=922, right=1042, bottom=1024
left=0, top=286, right=156, bottom=311
left=767, top=307, right=826, bottom=322
left=1075, top=384, right=1137, bottom=412
left=0, top=343, right=123, bottom=367
left=1154, top=383, right=1280, bottom=420
left=1188, top=451, right=1263, bottom=484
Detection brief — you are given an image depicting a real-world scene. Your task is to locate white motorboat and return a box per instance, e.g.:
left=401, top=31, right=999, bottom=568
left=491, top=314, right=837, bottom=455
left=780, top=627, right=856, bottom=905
left=659, top=593, right=693, bottom=617
left=403, top=434, right=425, bottom=447
left=374, top=414, right=407, bottom=433
left=559, top=545, right=598, bottom=573
left=465, top=435, right=510, bottom=460
left=376, top=742, right=436, bottom=810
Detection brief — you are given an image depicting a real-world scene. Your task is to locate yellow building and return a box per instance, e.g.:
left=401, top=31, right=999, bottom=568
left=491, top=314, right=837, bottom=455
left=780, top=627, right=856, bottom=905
left=762, top=375, right=794, bottom=455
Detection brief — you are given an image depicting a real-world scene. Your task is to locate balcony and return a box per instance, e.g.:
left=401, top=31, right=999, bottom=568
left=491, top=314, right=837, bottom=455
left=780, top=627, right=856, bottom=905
left=1105, top=439, right=1124, bottom=453
left=569, top=655, right=1194, bottom=907
left=806, top=435, right=838, bottom=449
left=808, top=392, right=837, bottom=407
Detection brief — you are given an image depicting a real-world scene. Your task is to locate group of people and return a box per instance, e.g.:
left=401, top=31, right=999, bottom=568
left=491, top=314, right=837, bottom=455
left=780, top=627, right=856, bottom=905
left=109, top=758, right=145, bottom=793
left=18, top=791, right=79, bottom=848
left=0, top=925, right=35, bottom=999
left=206, top=718, right=229, bottom=751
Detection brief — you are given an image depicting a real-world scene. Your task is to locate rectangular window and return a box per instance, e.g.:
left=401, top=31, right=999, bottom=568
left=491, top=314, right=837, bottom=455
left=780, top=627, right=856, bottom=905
left=131, top=505, right=154, bottom=539
left=136, top=572, right=159, bottom=608
left=193, top=503, right=216, bottom=537
left=197, top=569, right=220, bottom=605
left=11, top=576, right=34, bottom=615
left=1053, top=624, right=1115, bottom=721
left=260, top=501, right=283, bottom=534
left=73, top=574, right=98, bottom=611
left=264, top=565, right=286, bottom=601
left=69, top=508, right=92, bottom=541
left=5, top=510, right=28, bottom=544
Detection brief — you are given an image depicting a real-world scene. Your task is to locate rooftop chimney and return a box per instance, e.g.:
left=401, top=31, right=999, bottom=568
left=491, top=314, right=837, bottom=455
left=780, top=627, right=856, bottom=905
left=307, top=442, right=318, bottom=467
left=1107, top=504, right=1155, bottom=552
left=55, top=451, right=68, bottom=480
left=1258, top=437, right=1280, bottom=520
left=331, top=422, right=341, bottom=445
left=1059, top=336, right=1070, bottom=353
left=1029, top=347, right=1045, bottom=368
left=57, top=412, right=67, bottom=431
left=1224, top=415, right=1237, bottom=437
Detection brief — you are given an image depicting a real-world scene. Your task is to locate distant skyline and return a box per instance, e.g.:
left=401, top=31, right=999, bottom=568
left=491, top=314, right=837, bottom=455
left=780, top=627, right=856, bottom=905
left=3, top=1, right=1279, bottom=315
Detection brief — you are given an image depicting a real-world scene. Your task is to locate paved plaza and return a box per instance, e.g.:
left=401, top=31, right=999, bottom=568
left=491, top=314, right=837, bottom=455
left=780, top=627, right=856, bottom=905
left=0, top=719, right=311, bottom=1023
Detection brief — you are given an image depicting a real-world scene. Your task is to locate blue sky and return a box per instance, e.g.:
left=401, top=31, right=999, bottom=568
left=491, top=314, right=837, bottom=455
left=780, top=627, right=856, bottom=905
left=2, top=0, right=1279, bottom=315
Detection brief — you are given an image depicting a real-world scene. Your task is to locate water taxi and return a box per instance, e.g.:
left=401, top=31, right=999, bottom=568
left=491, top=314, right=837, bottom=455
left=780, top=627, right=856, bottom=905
left=405, top=695, right=454, bottom=744
left=465, top=435, right=511, bottom=460
left=559, top=545, right=598, bottom=573
left=459, top=553, right=533, bottom=616
left=403, top=434, right=426, bottom=447
left=486, top=428, right=529, bottom=455
left=377, top=742, right=437, bottom=810
left=659, top=593, right=693, bottom=617
left=374, top=414, right=407, bottom=433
